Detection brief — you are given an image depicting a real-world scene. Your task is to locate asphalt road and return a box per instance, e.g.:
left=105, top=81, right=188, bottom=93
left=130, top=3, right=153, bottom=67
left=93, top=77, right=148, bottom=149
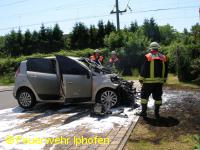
left=0, top=90, right=18, bottom=110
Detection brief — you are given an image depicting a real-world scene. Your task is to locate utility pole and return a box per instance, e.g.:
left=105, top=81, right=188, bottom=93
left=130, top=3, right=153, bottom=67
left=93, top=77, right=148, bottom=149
left=110, top=0, right=127, bottom=31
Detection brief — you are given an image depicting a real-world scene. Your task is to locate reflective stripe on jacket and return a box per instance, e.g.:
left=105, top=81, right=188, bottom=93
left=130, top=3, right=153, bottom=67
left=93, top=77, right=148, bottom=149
left=140, top=50, right=168, bottom=83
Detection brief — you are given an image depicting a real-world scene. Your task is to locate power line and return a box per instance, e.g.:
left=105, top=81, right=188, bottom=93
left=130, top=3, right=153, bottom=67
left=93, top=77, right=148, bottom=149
left=0, top=14, right=111, bottom=31
left=130, top=5, right=199, bottom=14
left=0, top=0, right=113, bottom=20
left=0, top=5, right=199, bottom=31
left=0, top=0, right=29, bottom=8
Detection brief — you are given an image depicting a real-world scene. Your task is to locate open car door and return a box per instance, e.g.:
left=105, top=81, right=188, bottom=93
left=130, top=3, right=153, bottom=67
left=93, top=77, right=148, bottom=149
left=27, top=58, right=60, bottom=100
left=56, top=55, right=92, bottom=103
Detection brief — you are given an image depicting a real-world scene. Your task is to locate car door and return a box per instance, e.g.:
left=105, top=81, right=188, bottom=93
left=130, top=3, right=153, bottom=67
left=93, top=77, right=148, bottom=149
left=27, top=58, right=60, bottom=100
left=56, top=55, right=92, bottom=102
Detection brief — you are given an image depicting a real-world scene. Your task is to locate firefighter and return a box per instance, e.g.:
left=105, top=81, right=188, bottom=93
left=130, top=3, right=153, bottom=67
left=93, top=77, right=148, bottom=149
left=109, top=51, right=120, bottom=69
left=139, top=42, right=168, bottom=119
left=90, top=49, right=104, bottom=65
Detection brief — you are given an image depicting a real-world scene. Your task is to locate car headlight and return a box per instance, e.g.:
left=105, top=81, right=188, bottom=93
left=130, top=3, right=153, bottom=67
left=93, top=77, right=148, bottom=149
left=110, top=76, right=121, bottom=83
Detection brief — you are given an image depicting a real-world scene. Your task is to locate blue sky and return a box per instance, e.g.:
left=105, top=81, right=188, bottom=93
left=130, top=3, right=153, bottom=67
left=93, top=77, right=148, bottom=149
left=0, top=0, right=199, bottom=35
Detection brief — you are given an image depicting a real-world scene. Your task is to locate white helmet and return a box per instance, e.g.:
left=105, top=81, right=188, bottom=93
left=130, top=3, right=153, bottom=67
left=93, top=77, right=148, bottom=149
left=111, top=51, right=116, bottom=55
left=149, top=42, right=160, bottom=50
left=94, top=49, right=100, bottom=53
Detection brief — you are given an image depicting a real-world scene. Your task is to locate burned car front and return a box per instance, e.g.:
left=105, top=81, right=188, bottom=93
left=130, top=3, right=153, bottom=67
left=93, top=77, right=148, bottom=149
left=80, top=58, right=137, bottom=105
left=110, top=75, right=137, bottom=106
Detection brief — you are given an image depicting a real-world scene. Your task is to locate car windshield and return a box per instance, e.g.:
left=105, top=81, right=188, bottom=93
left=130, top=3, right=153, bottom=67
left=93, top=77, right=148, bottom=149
left=78, top=58, right=112, bottom=74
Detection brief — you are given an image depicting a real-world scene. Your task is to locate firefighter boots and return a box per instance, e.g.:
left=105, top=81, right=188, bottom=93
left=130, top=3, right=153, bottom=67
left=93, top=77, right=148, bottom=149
left=140, top=104, right=147, bottom=118
left=155, top=105, right=160, bottom=119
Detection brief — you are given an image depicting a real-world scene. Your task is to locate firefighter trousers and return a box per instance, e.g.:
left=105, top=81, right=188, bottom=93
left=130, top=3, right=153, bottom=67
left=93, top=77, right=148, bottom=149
left=140, top=83, right=163, bottom=106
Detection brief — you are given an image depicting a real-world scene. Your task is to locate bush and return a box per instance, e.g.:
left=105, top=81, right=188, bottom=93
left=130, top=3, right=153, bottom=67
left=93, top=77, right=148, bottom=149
left=104, top=30, right=149, bottom=75
left=0, top=73, right=14, bottom=85
left=0, top=49, right=97, bottom=76
left=164, top=42, right=194, bottom=82
left=191, top=58, right=200, bottom=85
left=194, top=135, right=200, bottom=150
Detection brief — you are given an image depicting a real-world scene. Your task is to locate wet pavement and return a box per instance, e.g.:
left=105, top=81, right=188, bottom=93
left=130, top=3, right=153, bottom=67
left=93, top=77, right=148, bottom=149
left=0, top=82, right=200, bottom=150
left=0, top=103, right=140, bottom=150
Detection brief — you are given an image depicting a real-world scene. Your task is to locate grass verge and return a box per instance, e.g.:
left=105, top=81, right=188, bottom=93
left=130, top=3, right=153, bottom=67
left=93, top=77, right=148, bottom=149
left=125, top=123, right=197, bottom=150
left=0, top=74, right=14, bottom=86
left=122, top=74, right=199, bottom=90
left=165, top=74, right=199, bottom=90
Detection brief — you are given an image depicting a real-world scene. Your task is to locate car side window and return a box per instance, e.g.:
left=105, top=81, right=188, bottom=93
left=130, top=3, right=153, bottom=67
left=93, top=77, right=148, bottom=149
left=27, top=58, right=56, bottom=74
left=57, top=56, right=88, bottom=75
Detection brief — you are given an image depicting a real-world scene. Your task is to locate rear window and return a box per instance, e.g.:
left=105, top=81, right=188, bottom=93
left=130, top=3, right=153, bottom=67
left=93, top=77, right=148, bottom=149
left=27, top=58, right=56, bottom=74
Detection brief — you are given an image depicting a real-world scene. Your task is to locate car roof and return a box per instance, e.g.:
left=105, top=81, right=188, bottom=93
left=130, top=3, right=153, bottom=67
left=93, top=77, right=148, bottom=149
left=28, top=56, right=81, bottom=60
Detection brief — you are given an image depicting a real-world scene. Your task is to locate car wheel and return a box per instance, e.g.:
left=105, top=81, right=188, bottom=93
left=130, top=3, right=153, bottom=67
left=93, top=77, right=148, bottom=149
left=17, top=89, right=36, bottom=109
left=97, top=89, right=119, bottom=108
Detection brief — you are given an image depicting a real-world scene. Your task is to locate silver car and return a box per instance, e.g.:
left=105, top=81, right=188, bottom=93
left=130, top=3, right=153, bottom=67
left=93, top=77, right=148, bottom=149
left=13, top=55, right=134, bottom=109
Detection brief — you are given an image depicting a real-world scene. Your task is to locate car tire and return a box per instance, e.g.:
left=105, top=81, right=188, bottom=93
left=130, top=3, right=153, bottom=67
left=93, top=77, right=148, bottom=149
left=17, top=89, right=36, bottom=109
left=96, top=89, right=119, bottom=108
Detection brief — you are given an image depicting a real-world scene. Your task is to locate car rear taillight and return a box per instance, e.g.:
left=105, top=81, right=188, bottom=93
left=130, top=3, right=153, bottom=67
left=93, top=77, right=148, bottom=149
left=15, top=68, right=20, bottom=77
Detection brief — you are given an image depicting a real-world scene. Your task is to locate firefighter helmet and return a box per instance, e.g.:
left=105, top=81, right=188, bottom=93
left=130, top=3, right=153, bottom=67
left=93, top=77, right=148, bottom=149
left=111, top=51, right=116, bottom=55
left=94, top=49, right=100, bottom=53
left=149, top=42, right=160, bottom=50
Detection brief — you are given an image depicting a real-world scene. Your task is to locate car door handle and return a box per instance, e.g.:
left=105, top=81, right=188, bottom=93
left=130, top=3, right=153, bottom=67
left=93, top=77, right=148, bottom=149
left=67, top=82, right=72, bottom=84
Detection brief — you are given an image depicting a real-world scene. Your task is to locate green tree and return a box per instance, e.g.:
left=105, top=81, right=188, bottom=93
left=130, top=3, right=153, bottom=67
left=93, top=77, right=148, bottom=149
left=89, top=25, right=98, bottom=49
left=52, top=24, right=64, bottom=51
left=159, top=24, right=176, bottom=45
left=38, top=24, right=48, bottom=53
left=143, top=18, right=161, bottom=42
left=119, top=29, right=149, bottom=75
left=191, top=23, right=200, bottom=43
left=16, top=29, right=23, bottom=55
left=104, top=29, right=149, bottom=75
left=104, top=21, right=116, bottom=35
left=45, top=27, right=53, bottom=53
left=129, top=21, right=138, bottom=33
left=0, top=36, right=5, bottom=56
left=31, top=30, right=39, bottom=53
left=97, top=20, right=105, bottom=48
left=23, top=30, right=32, bottom=55
left=70, top=22, right=89, bottom=49
left=5, top=30, right=18, bottom=56
left=53, top=24, right=63, bottom=41
left=0, top=36, right=5, bottom=49
left=104, top=31, right=127, bottom=50
left=191, top=58, right=200, bottom=85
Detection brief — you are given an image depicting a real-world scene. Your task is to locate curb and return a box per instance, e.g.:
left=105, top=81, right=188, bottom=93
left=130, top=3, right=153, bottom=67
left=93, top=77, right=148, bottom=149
left=0, top=86, right=13, bottom=92
left=117, top=116, right=140, bottom=150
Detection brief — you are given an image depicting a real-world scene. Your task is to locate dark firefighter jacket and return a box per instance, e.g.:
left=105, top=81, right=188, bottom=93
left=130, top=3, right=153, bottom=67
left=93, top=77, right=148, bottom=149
left=139, top=50, right=168, bottom=83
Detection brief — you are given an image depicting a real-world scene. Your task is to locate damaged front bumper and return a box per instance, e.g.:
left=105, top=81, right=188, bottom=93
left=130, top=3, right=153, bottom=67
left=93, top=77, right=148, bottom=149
left=111, top=76, right=138, bottom=105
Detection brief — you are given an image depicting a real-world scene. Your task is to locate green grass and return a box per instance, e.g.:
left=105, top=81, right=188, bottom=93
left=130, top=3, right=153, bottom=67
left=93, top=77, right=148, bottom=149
left=125, top=121, right=197, bottom=150
left=122, top=74, right=200, bottom=90
left=122, top=76, right=139, bottom=81
left=126, top=134, right=196, bottom=150
left=0, top=74, right=14, bottom=85
left=165, top=74, right=200, bottom=90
